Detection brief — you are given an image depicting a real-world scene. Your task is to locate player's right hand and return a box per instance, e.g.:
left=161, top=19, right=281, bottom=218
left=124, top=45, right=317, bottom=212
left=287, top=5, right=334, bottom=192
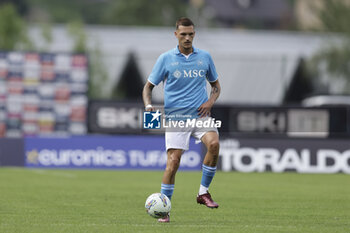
left=145, top=104, right=154, bottom=111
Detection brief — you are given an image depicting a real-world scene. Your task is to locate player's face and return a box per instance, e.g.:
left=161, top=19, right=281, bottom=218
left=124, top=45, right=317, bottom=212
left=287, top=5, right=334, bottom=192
left=175, top=25, right=195, bottom=54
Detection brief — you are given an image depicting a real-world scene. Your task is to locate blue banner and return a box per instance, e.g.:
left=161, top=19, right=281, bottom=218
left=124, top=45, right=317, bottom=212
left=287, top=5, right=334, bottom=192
left=25, top=135, right=202, bottom=170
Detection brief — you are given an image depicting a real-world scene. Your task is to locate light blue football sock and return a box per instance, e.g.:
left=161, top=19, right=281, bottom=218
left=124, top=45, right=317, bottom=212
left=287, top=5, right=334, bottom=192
left=201, top=164, right=217, bottom=188
left=161, top=183, right=174, bottom=200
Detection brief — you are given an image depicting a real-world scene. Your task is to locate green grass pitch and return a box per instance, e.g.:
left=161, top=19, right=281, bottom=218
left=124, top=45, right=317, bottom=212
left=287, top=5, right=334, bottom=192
left=0, top=168, right=349, bottom=233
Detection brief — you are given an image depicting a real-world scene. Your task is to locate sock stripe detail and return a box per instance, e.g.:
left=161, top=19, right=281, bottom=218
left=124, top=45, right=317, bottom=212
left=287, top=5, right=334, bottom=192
left=203, top=168, right=216, bottom=173
left=161, top=183, right=174, bottom=200
left=202, top=164, right=216, bottom=173
left=201, top=164, right=217, bottom=188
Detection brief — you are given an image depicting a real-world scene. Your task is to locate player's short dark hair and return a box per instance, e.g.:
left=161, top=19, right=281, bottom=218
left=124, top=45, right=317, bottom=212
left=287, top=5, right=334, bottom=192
left=176, top=17, right=194, bottom=29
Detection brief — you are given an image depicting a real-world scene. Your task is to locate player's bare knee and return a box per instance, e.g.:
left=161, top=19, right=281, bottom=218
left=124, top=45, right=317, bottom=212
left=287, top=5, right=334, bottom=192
left=165, top=155, right=180, bottom=172
left=208, top=140, right=219, bottom=154
left=170, top=157, right=181, bottom=168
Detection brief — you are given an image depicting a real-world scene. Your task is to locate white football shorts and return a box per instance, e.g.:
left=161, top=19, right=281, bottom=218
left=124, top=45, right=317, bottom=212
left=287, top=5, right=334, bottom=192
left=165, top=117, right=219, bottom=151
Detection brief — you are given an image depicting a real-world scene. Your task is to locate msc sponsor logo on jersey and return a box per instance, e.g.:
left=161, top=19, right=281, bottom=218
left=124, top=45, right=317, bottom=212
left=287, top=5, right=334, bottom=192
left=172, top=69, right=206, bottom=78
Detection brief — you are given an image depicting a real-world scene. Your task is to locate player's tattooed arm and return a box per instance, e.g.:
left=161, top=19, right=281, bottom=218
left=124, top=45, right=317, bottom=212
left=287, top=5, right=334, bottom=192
left=198, top=80, right=221, bottom=117
left=142, top=81, right=155, bottom=111
left=209, top=80, right=221, bottom=102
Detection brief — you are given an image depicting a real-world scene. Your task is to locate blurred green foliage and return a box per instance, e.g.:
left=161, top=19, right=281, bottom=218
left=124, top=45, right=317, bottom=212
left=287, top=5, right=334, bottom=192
left=0, top=0, right=28, bottom=15
left=88, top=44, right=109, bottom=99
left=102, top=0, right=187, bottom=26
left=65, top=20, right=108, bottom=99
left=39, top=22, right=53, bottom=51
left=317, top=0, right=350, bottom=34
left=0, top=3, right=32, bottom=50
left=0, top=2, right=107, bottom=99
left=26, top=0, right=103, bottom=23
left=310, top=0, right=350, bottom=93
left=26, top=0, right=188, bottom=26
left=67, top=20, right=87, bottom=53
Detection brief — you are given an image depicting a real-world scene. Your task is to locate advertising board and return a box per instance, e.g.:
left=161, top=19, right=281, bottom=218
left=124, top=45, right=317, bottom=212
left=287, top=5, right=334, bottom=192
left=25, top=135, right=202, bottom=170
left=219, top=138, right=350, bottom=173
left=89, top=102, right=350, bottom=138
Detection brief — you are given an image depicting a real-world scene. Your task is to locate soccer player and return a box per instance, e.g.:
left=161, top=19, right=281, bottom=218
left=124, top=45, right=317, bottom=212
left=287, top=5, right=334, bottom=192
left=142, top=17, right=221, bottom=223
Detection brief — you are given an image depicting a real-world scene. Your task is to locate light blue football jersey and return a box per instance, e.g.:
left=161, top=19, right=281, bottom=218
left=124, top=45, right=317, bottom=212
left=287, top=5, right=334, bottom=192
left=148, top=46, right=218, bottom=119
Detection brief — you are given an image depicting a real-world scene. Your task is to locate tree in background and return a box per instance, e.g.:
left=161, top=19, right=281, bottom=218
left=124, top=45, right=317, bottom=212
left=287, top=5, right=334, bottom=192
left=65, top=19, right=108, bottom=99
left=0, top=0, right=28, bottom=16
left=308, top=0, right=350, bottom=93
left=0, top=3, right=32, bottom=50
left=103, top=0, right=188, bottom=26
left=0, top=1, right=107, bottom=99
left=26, top=0, right=95, bottom=23
left=25, top=0, right=188, bottom=26
left=67, top=20, right=87, bottom=54
left=38, top=22, right=53, bottom=52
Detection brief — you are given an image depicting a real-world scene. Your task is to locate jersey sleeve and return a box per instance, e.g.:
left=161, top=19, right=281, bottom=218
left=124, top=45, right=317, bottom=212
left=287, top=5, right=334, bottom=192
left=207, top=54, right=218, bottom=82
left=148, top=54, right=166, bottom=86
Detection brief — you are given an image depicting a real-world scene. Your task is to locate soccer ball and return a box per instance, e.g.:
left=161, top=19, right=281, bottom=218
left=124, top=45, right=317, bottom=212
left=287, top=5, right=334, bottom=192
left=145, top=193, right=171, bottom=218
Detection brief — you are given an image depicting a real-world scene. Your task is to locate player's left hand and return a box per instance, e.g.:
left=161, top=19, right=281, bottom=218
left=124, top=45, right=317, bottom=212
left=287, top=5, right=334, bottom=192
left=198, top=101, right=214, bottom=118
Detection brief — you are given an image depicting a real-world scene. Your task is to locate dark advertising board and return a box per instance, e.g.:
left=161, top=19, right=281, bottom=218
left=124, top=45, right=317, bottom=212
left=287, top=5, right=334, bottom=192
left=218, top=137, right=350, bottom=173
left=213, top=106, right=349, bottom=138
left=0, top=138, right=24, bottom=166
left=88, top=102, right=350, bottom=138
left=88, top=101, right=144, bottom=134
left=25, top=135, right=202, bottom=170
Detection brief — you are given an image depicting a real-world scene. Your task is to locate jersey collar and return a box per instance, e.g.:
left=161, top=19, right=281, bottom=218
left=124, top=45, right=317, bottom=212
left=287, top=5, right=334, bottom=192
left=174, top=46, right=198, bottom=55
